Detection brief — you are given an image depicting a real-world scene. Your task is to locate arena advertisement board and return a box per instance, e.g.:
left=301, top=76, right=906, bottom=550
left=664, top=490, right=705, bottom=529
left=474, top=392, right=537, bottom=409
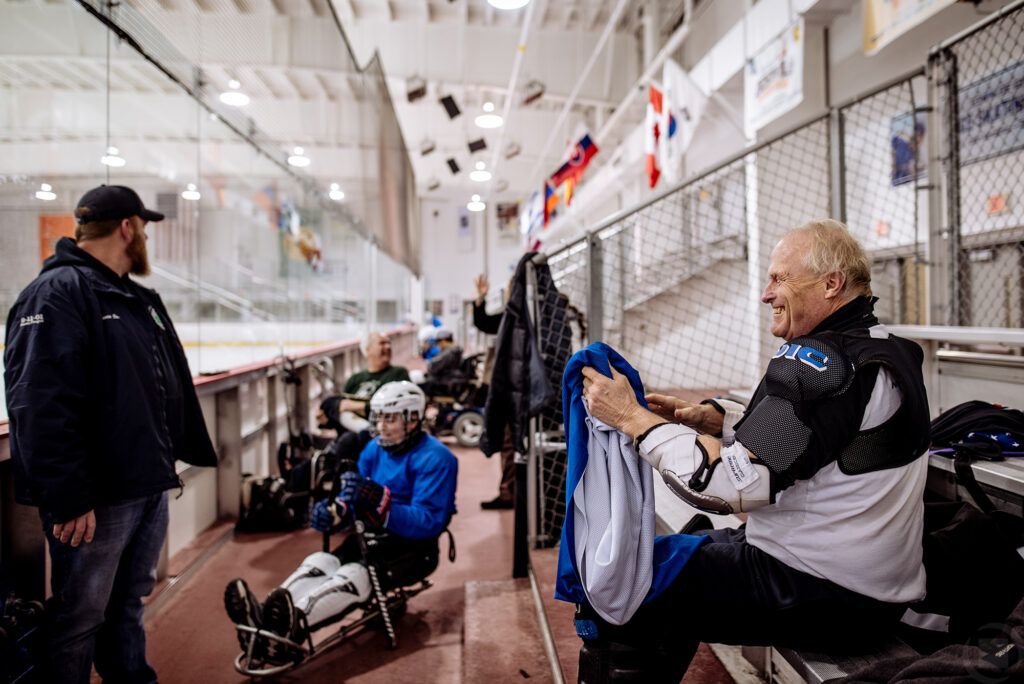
left=744, top=19, right=804, bottom=133
left=958, top=58, right=1024, bottom=166
left=863, top=0, right=956, bottom=56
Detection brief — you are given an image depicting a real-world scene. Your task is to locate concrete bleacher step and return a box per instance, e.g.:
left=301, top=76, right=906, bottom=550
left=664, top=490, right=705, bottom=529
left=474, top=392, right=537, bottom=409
left=463, top=578, right=557, bottom=683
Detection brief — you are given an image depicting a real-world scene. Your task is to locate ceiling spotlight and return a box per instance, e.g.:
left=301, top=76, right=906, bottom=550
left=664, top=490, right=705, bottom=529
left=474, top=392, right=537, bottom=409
left=468, top=138, right=487, bottom=153
left=219, top=79, right=250, bottom=107
left=487, top=0, right=530, bottom=9
left=467, top=194, right=486, bottom=212
left=475, top=102, right=503, bottom=129
left=287, top=146, right=311, bottom=167
left=329, top=183, right=345, bottom=201
left=100, top=146, right=126, bottom=167
left=34, top=183, right=56, bottom=201
left=469, top=169, right=492, bottom=182
left=181, top=183, right=201, bottom=201
left=446, top=158, right=460, bottom=175
left=420, top=139, right=436, bottom=156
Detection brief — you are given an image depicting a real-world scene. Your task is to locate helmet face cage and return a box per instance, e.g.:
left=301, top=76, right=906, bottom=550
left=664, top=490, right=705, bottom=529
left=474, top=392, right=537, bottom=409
left=368, top=382, right=426, bottom=451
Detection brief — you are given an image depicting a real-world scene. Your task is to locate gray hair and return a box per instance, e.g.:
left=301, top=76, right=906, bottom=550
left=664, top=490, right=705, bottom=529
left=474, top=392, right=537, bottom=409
left=787, top=219, right=872, bottom=298
left=360, top=332, right=384, bottom=357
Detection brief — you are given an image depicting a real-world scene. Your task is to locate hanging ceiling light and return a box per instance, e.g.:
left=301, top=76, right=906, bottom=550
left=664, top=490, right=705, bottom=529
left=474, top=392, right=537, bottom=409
left=287, top=147, right=311, bottom=167
left=329, top=183, right=345, bottom=201
left=469, top=161, right=492, bottom=182
left=474, top=101, right=504, bottom=129
left=487, top=0, right=530, bottom=10
left=34, top=183, right=56, bottom=201
left=467, top=194, right=486, bottom=212
left=100, top=146, right=126, bottom=167
left=181, top=183, right=201, bottom=201
left=219, top=79, right=250, bottom=107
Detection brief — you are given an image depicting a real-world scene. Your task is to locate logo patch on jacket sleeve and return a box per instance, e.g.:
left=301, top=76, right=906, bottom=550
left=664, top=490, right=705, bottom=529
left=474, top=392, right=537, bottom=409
left=19, top=313, right=44, bottom=327
left=765, top=336, right=852, bottom=401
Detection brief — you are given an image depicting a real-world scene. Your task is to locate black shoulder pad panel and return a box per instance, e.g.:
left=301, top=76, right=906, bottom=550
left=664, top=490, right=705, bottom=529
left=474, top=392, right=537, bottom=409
left=764, top=335, right=854, bottom=402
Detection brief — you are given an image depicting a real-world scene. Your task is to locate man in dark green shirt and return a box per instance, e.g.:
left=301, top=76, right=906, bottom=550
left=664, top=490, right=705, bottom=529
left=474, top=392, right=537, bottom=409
left=318, top=332, right=410, bottom=433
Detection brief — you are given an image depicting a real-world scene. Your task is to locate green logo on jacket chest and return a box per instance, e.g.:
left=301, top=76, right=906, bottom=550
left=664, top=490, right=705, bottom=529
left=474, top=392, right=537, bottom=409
left=148, top=305, right=166, bottom=331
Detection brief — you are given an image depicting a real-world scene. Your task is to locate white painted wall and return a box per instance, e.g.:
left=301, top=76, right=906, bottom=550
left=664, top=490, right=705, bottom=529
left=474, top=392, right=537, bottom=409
left=418, top=195, right=525, bottom=332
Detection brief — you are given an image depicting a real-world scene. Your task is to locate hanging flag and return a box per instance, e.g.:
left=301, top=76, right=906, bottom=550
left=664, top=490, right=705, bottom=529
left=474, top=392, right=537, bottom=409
left=562, top=178, right=575, bottom=206
left=645, top=84, right=663, bottom=188
left=550, top=132, right=599, bottom=189
left=660, top=58, right=708, bottom=185
left=543, top=181, right=561, bottom=227
left=522, top=190, right=544, bottom=243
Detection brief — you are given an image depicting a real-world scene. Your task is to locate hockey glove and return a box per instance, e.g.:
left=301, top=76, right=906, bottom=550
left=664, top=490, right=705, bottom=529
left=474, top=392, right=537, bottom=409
left=311, top=496, right=351, bottom=533
left=339, top=473, right=392, bottom=527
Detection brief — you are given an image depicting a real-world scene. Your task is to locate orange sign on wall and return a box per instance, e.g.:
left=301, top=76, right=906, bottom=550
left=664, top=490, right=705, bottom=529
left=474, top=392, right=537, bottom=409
left=39, top=214, right=76, bottom=266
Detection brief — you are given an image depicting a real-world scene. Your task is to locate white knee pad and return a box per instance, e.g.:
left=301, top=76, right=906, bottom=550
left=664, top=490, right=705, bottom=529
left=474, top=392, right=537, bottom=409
left=299, top=562, right=371, bottom=627
left=281, top=551, right=342, bottom=606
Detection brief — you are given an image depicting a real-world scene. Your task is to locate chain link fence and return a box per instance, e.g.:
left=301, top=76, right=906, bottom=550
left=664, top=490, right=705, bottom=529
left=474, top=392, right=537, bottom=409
left=932, top=3, right=1024, bottom=328
left=527, top=2, right=1024, bottom=547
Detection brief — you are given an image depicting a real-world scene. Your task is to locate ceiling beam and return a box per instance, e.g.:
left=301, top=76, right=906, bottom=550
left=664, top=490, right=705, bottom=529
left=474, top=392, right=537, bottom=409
left=242, top=65, right=283, bottom=98
left=313, top=72, right=336, bottom=101
left=328, top=0, right=357, bottom=26
left=282, top=69, right=310, bottom=99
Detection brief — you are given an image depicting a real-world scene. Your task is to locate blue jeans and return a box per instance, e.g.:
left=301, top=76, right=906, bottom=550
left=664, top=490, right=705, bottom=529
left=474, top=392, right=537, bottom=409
left=42, top=491, right=169, bottom=684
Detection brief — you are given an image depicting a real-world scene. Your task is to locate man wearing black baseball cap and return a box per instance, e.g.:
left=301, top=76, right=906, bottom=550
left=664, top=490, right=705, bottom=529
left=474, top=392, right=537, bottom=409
left=4, top=184, right=216, bottom=683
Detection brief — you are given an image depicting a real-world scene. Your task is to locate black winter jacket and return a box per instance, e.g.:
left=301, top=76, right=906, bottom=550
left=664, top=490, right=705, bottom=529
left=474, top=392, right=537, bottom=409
left=479, top=252, right=556, bottom=456
left=4, top=237, right=217, bottom=523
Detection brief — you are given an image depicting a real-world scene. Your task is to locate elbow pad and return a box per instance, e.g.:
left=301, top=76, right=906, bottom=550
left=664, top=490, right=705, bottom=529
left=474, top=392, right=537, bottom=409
left=340, top=410, right=370, bottom=434
left=640, top=426, right=770, bottom=515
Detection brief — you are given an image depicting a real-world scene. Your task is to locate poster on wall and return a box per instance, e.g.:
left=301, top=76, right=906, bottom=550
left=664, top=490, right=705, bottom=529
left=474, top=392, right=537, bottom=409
left=863, top=0, right=956, bottom=56
left=457, top=206, right=473, bottom=252
left=959, top=58, right=1024, bottom=167
left=891, top=111, right=927, bottom=186
left=38, top=214, right=76, bottom=265
left=277, top=201, right=323, bottom=275
left=744, top=19, right=804, bottom=133
left=496, top=201, right=520, bottom=240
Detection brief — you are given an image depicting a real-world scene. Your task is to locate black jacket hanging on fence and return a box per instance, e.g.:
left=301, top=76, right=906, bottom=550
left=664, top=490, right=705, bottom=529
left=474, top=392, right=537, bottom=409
left=479, top=252, right=557, bottom=456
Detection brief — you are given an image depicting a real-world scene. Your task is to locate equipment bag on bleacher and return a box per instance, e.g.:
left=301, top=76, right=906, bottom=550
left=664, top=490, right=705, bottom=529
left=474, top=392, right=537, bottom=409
left=900, top=499, right=1024, bottom=651
left=930, top=400, right=1024, bottom=455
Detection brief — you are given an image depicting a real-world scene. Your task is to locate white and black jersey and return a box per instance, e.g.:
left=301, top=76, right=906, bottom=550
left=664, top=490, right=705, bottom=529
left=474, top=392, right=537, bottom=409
left=737, top=298, right=931, bottom=603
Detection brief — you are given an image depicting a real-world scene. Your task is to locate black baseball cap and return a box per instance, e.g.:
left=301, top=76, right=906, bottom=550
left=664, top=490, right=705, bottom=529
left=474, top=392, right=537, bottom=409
left=75, top=185, right=165, bottom=225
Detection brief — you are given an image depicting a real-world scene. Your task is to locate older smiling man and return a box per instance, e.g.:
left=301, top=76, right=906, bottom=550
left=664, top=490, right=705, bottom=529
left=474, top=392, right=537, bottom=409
left=576, top=219, right=932, bottom=681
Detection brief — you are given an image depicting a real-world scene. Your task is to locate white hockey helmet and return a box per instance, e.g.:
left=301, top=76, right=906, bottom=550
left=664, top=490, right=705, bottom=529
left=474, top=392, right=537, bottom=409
left=368, top=381, right=426, bottom=451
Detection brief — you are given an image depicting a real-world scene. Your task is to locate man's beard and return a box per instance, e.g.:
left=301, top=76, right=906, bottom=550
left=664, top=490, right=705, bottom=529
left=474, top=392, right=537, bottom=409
left=127, top=227, right=150, bottom=276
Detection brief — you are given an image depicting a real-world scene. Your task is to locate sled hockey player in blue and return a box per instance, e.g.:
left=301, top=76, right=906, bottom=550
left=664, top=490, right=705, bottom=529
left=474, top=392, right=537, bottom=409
left=224, top=381, right=457, bottom=664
